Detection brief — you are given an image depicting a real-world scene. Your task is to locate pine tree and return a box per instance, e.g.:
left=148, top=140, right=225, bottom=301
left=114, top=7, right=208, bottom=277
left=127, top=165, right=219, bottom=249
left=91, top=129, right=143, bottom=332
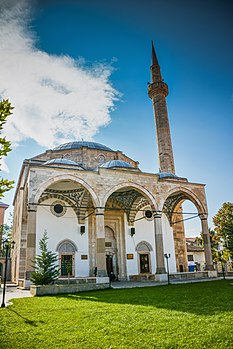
left=31, top=231, right=59, bottom=285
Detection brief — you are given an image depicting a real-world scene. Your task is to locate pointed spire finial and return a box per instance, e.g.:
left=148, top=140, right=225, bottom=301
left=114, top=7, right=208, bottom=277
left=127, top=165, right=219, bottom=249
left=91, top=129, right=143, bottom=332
left=151, top=40, right=159, bottom=66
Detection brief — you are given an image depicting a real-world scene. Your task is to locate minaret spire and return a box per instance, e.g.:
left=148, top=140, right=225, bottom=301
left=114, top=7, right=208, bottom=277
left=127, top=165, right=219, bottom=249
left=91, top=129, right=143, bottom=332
left=148, top=41, right=175, bottom=174
left=151, top=40, right=159, bottom=65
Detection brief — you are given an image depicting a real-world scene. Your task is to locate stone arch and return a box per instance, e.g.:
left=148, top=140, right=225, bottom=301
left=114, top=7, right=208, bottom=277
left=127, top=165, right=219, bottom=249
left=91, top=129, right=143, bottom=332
left=161, top=187, right=207, bottom=224
left=56, top=239, right=78, bottom=252
left=102, top=182, right=157, bottom=209
left=33, top=174, right=100, bottom=208
left=161, top=187, right=207, bottom=273
left=136, top=241, right=153, bottom=252
left=102, top=182, right=158, bottom=226
left=105, top=225, right=115, bottom=239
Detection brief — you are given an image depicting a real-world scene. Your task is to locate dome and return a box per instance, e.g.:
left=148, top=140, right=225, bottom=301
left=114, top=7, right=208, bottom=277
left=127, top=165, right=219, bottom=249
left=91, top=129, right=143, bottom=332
left=158, top=172, right=178, bottom=178
left=100, top=160, right=134, bottom=169
left=53, top=141, right=113, bottom=152
left=43, top=158, right=84, bottom=169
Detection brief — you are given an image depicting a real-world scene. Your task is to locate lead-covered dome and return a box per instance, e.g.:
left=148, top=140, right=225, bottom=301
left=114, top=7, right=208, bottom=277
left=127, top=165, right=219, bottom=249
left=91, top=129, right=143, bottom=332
left=53, top=141, right=113, bottom=152
left=100, top=160, right=134, bottom=169
left=43, top=158, right=84, bottom=169
left=158, top=172, right=178, bottom=178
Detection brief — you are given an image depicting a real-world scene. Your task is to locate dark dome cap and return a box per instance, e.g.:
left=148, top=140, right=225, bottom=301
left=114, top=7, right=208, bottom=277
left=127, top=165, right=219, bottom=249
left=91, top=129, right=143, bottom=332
left=53, top=141, right=113, bottom=152
left=100, top=160, right=134, bottom=169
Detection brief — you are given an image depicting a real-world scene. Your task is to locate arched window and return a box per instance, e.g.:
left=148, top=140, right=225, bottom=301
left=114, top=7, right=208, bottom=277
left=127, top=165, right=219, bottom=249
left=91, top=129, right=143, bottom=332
left=57, top=240, right=77, bottom=253
left=136, top=241, right=153, bottom=252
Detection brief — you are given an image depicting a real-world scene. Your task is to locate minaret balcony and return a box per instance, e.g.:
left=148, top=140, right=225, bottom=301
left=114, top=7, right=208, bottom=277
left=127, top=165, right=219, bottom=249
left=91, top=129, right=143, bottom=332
left=148, top=81, right=168, bottom=98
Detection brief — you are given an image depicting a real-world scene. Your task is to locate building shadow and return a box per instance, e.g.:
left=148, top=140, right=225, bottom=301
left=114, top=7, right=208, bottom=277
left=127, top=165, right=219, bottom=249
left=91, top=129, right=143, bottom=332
left=53, top=280, right=233, bottom=316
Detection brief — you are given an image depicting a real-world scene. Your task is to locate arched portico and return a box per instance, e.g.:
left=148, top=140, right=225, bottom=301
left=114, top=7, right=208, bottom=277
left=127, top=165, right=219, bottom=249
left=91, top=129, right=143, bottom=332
left=102, top=184, right=166, bottom=278
left=24, top=176, right=99, bottom=285
left=162, top=188, right=213, bottom=271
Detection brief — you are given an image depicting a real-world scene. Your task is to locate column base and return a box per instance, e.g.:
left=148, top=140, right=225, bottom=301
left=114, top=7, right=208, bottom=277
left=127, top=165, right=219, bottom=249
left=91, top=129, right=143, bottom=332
left=22, top=279, right=31, bottom=290
left=97, top=269, right=108, bottom=277
left=96, top=277, right=109, bottom=284
left=156, top=268, right=166, bottom=274
left=154, top=274, right=168, bottom=282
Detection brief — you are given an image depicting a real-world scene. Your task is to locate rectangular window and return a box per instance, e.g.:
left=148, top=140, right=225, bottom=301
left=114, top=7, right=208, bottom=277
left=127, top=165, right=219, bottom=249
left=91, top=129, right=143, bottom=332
left=188, top=255, right=194, bottom=261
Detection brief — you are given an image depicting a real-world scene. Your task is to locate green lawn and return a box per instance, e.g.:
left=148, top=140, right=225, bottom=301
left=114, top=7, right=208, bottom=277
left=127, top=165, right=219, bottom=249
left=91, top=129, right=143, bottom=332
left=0, top=280, right=233, bottom=349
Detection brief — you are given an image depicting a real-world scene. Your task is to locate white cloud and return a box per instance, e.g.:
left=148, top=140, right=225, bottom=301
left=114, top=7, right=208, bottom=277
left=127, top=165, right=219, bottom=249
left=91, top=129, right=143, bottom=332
left=0, top=0, right=119, bottom=148
left=1, top=158, right=9, bottom=173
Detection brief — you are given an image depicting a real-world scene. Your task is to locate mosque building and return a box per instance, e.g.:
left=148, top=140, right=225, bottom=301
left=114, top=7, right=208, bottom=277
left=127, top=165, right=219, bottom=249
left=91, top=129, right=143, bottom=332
left=11, top=43, right=215, bottom=288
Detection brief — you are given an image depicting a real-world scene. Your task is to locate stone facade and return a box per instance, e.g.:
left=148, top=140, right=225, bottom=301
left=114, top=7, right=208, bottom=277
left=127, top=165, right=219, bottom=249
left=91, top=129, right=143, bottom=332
left=11, top=44, right=214, bottom=288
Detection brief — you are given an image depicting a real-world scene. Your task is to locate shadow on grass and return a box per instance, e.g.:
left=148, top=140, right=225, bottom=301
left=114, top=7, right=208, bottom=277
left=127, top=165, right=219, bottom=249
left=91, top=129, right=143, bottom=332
left=8, top=308, right=45, bottom=327
left=54, top=280, right=233, bottom=316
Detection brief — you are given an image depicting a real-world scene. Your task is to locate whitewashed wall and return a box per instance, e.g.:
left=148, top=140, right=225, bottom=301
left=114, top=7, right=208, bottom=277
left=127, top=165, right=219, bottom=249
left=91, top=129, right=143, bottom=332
left=36, top=198, right=89, bottom=277
left=124, top=211, right=177, bottom=277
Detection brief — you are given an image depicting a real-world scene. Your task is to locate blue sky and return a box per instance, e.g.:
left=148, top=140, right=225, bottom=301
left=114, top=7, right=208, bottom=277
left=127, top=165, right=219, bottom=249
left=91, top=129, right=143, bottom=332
left=0, top=0, right=232, bottom=235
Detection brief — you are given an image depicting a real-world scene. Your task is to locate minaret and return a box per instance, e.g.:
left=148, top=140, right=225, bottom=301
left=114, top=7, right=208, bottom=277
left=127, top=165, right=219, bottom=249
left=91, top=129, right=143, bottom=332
left=148, top=41, right=175, bottom=174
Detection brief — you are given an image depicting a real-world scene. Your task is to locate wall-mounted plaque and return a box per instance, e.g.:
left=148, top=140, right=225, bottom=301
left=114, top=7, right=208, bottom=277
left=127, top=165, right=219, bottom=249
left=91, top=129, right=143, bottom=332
left=127, top=254, right=134, bottom=260
left=81, top=255, right=88, bottom=260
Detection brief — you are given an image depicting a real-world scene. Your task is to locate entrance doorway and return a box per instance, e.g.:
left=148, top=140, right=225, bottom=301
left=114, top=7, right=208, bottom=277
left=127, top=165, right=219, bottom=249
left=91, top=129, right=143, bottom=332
left=105, top=226, right=118, bottom=279
left=136, top=241, right=153, bottom=274
left=57, top=240, right=77, bottom=277
left=106, top=255, right=113, bottom=277
left=139, top=254, right=150, bottom=273
left=61, top=255, right=73, bottom=276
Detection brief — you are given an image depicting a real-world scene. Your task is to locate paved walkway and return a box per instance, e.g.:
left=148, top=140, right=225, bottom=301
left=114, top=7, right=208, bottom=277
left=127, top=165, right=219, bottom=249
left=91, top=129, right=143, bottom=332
left=0, top=285, right=32, bottom=307
left=1, top=277, right=232, bottom=307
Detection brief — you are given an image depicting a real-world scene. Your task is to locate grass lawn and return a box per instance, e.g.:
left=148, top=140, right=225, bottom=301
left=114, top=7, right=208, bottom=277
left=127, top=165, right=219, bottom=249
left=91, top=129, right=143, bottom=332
left=0, top=280, right=233, bottom=349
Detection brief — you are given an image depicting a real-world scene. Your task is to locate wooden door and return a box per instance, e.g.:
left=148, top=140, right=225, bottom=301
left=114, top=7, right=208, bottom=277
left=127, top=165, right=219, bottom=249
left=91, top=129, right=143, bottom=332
left=140, top=254, right=150, bottom=273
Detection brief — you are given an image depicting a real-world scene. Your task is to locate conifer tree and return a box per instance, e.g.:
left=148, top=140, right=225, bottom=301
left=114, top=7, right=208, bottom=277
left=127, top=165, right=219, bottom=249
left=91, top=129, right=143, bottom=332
left=31, top=231, right=59, bottom=285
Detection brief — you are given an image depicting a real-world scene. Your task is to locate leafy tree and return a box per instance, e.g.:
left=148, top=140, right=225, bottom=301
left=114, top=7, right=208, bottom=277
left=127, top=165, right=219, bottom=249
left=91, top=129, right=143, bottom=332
left=31, top=231, right=59, bottom=285
left=195, top=229, right=230, bottom=263
left=0, top=99, right=14, bottom=198
left=213, top=202, right=233, bottom=258
left=0, top=223, right=11, bottom=240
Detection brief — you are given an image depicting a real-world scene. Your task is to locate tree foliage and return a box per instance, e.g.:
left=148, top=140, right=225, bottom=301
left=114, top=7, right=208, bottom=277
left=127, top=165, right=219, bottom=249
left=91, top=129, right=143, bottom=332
left=0, top=99, right=14, bottom=198
left=31, top=231, right=59, bottom=285
left=213, top=202, right=233, bottom=258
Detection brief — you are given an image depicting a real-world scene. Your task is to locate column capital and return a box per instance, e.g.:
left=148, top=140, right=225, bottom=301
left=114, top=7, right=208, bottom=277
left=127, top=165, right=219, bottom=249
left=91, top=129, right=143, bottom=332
left=199, top=213, right=208, bottom=220
left=95, top=207, right=105, bottom=216
left=153, top=211, right=162, bottom=219
left=27, top=203, right=37, bottom=212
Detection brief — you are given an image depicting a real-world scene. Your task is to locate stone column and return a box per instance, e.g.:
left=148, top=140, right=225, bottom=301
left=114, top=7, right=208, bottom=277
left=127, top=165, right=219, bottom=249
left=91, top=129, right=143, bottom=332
left=154, top=212, right=166, bottom=274
left=95, top=208, right=108, bottom=282
left=200, top=214, right=214, bottom=270
left=25, top=203, right=37, bottom=287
